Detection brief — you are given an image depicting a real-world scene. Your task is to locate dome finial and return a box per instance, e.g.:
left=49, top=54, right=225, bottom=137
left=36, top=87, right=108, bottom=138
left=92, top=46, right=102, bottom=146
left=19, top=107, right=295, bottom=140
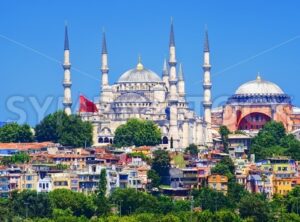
left=136, top=54, right=144, bottom=70
left=256, top=72, right=261, bottom=81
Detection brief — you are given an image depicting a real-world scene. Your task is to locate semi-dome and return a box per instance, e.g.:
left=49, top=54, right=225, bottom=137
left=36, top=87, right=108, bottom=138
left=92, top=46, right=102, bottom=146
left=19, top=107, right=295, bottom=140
left=118, top=60, right=162, bottom=83
left=235, top=75, right=284, bottom=95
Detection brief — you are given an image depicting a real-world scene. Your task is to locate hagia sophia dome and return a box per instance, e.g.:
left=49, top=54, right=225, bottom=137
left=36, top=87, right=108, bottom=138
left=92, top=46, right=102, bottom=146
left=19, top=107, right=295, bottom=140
left=235, top=75, right=284, bottom=95
left=227, top=74, right=291, bottom=105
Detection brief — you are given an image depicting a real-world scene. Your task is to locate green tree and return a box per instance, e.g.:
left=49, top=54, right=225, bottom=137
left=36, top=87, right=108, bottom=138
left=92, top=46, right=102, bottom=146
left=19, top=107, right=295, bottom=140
left=0, top=123, right=33, bottom=143
left=147, top=169, right=161, bottom=188
left=0, top=198, right=11, bottom=222
left=211, top=157, right=235, bottom=177
left=238, top=194, right=270, bottom=222
left=251, top=121, right=300, bottom=161
left=49, top=189, right=95, bottom=218
left=109, top=188, right=158, bottom=215
left=219, top=125, right=230, bottom=153
left=10, top=190, right=52, bottom=218
left=151, top=149, right=171, bottom=184
left=35, top=111, right=93, bottom=147
left=185, top=144, right=199, bottom=157
left=285, top=186, right=300, bottom=215
left=95, top=169, right=110, bottom=216
left=192, top=188, right=233, bottom=212
left=197, top=210, right=214, bottom=222
left=113, top=118, right=161, bottom=147
left=214, top=209, right=240, bottom=222
left=1, top=152, right=30, bottom=166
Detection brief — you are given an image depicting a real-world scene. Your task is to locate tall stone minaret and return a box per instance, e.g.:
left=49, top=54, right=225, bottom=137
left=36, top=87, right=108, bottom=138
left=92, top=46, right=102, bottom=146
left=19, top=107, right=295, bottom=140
left=177, top=63, right=185, bottom=97
left=202, top=29, right=212, bottom=132
left=101, top=31, right=109, bottom=89
left=162, top=58, right=169, bottom=89
left=62, top=25, right=72, bottom=115
left=168, top=19, right=179, bottom=149
left=168, top=20, right=178, bottom=101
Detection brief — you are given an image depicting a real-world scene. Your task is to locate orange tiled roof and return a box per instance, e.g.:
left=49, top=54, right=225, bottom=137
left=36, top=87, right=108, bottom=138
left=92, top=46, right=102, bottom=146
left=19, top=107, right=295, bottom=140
left=0, top=142, right=55, bottom=150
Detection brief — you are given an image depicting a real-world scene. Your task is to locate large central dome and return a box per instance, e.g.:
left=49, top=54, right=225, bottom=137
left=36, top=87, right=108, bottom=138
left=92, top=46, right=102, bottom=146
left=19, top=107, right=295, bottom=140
left=118, top=60, right=162, bottom=83
left=235, top=75, right=284, bottom=95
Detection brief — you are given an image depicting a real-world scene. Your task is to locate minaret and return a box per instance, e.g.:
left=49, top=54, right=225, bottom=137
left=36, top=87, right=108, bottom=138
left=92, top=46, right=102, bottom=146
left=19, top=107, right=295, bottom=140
left=101, top=31, right=109, bottom=89
left=177, top=63, right=185, bottom=97
left=168, top=19, right=178, bottom=100
left=162, top=58, right=169, bottom=89
left=168, top=19, right=179, bottom=149
left=62, top=25, right=72, bottom=115
left=202, top=29, right=212, bottom=128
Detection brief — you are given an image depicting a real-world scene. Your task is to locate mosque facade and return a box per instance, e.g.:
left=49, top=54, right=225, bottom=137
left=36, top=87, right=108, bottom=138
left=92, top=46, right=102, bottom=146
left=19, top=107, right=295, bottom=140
left=62, top=23, right=213, bottom=149
left=61, top=22, right=300, bottom=148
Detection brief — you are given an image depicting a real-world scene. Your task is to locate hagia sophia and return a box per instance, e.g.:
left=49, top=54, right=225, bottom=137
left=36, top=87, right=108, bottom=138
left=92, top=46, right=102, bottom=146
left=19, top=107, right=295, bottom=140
left=61, top=22, right=300, bottom=148
left=212, top=75, right=300, bottom=134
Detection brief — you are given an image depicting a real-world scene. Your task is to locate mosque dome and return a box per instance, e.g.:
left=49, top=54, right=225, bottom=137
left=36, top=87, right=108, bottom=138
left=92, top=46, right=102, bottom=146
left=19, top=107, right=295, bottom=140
left=118, top=59, right=162, bottom=83
left=227, top=74, right=290, bottom=105
left=115, top=92, right=149, bottom=103
left=235, top=75, right=284, bottom=95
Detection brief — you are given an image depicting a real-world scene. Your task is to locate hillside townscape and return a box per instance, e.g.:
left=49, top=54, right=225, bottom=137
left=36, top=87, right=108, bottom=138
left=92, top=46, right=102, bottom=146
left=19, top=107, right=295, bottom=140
left=2, top=1, right=300, bottom=222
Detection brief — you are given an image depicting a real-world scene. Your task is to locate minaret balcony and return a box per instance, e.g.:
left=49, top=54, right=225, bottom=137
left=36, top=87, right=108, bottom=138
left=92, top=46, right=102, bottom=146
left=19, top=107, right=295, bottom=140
left=168, top=61, right=177, bottom=66
left=62, top=64, right=71, bottom=69
left=169, top=79, right=178, bottom=84
left=203, top=83, right=212, bottom=89
left=63, top=98, right=72, bottom=105
left=202, top=64, right=211, bottom=70
left=63, top=81, right=72, bottom=87
left=101, top=68, right=109, bottom=73
left=203, top=101, right=212, bottom=107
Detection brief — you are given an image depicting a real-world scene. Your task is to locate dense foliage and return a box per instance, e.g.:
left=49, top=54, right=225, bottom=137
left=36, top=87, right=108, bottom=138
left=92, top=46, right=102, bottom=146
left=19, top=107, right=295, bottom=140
left=35, top=111, right=93, bottom=147
left=151, top=149, right=171, bottom=185
left=113, top=118, right=162, bottom=147
left=2, top=187, right=300, bottom=222
left=0, top=122, right=33, bottom=143
left=251, top=121, right=300, bottom=161
left=219, top=125, right=230, bottom=153
left=185, top=143, right=199, bottom=157
left=1, top=152, right=30, bottom=165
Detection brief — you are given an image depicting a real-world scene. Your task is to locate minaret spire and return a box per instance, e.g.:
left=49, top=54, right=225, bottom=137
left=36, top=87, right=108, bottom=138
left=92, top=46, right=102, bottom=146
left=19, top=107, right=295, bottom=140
left=169, top=18, right=175, bottom=47
left=204, top=27, right=209, bottom=52
left=101, top=31, right=109, bottom=89
left=162, top=58, right=169, bottom=89
left=102, top=30, right=107, bottom=54
left=202, top=28, right=212, bottom=143
left=62, top=24, right=72, bottom=115
left=168, top=18, right=178, bottom=100
left=168, top=18, right=179, bottom=149
left=177, top=63, right=185, bottom=97
left=64, top=25, right=69, bottom=50
left=178, top=63, right=184, bottom=80
left=162, top=58, right=168, bottom=76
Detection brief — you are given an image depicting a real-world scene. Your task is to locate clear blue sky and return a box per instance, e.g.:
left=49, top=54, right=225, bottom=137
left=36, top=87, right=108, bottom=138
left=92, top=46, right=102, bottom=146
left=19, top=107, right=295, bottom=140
left=1, top=0, right=300, bottom=125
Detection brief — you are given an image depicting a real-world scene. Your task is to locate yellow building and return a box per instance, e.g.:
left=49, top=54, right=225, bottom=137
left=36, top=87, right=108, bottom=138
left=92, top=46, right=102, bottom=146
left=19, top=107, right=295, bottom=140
left=273, top=177, right=293, bottom=196
left=208, top=174, right=228, bottom=194
left=51, top=172, right=79, bottom=191
left=20, top=172, right=39, bottom=191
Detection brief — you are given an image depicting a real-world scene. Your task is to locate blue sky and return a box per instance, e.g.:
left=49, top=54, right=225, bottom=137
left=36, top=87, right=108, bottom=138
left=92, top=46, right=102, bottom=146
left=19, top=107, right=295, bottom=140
left=1, top=0, right=300, bottom=125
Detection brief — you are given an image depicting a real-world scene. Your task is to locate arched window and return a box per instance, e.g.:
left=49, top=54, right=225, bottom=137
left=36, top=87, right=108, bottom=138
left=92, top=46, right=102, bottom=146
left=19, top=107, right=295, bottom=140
left=238, top=112, right=271, bottom=131
left=162, top=136, right=168, bottom=144
left=98, top=137, right=104, bottom=143
left=104, top=137, right=109, bottom=143
left=109, top=138, right=113, bottom=144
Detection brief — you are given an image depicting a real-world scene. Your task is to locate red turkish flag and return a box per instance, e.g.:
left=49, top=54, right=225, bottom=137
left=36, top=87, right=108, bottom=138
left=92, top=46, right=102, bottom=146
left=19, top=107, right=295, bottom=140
left=79, top=95, right=98, bottom=113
